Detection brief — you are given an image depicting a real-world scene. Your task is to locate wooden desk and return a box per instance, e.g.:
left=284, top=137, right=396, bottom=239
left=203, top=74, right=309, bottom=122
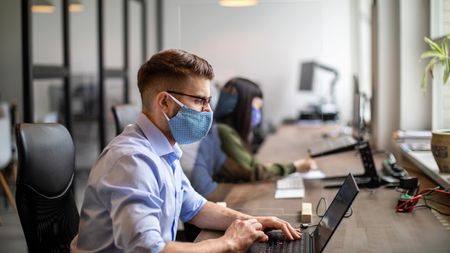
left=195, top=124, right=450, bottom=252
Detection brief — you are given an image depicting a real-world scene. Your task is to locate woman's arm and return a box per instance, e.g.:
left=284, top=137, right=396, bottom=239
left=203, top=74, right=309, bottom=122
left=216, top=124, right=295, bottom=182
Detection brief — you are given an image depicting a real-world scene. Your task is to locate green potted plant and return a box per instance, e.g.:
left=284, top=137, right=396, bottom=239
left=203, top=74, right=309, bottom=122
left=421, top=35, right=450, bottom=173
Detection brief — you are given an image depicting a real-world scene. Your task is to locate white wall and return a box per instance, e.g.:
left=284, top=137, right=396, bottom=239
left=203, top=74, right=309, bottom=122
left=372, top=0, right=400, bottom=150
left=399, top=0, right=431, bottom=130
left=162, top=0, right=354, bottom=125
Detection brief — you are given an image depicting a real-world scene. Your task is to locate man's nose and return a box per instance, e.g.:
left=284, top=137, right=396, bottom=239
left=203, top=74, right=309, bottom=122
left=203, top=103, right=212, bottom=112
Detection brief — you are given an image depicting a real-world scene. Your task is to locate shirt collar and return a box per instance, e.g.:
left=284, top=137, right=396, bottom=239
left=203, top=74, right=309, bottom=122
left=136, top=113, right=182, bottom=159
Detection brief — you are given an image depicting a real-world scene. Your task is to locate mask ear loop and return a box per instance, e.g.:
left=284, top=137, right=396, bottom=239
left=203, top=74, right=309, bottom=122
left=163, top=93, right=185, bottom=120
left=166, top=93, right=185, bottom=107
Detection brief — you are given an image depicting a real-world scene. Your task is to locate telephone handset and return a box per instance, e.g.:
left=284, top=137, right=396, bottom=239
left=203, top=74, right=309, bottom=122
left=382, top=153, right=408, bottom=178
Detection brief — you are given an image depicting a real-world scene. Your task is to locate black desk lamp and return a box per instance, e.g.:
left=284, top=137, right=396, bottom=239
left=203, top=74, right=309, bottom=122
left=299, top=61, right=340, bottom=120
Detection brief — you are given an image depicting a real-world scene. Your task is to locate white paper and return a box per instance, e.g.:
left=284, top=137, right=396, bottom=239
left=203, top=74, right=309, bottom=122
left=280, top=170, right=326, bottom=181
left=299, top=170, right=326, bottom=180
left=275, top=188, right=305, bottom=199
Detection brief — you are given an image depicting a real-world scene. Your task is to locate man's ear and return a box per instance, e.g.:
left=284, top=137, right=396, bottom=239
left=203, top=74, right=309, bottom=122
left=155, top=91, right=169, bottom=111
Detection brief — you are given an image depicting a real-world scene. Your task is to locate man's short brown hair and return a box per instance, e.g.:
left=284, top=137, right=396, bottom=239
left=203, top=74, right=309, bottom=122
left=137, top=49, right=214, bottom=96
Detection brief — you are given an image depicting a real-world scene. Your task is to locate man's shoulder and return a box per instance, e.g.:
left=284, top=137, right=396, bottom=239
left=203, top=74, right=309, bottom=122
left=90, top=127, right=163, bottom=180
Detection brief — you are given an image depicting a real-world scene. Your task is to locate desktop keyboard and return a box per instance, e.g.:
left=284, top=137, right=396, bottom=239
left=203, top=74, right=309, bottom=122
left=309, top=136, right=358, bottom=157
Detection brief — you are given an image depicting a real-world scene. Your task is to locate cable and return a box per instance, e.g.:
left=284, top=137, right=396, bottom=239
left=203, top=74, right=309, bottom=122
left=316, top=197, right=328, bottom=218
left=299, top=224, right=318, bottom=229
left=315, top=197, right=353, bottom=218
left=345, top=206, right=353, bottom=218
left=423, top=195, right=450, bottom=208
left=396, top=187, right=450, bottom=213
left=423, top=198, right=450, bottom=216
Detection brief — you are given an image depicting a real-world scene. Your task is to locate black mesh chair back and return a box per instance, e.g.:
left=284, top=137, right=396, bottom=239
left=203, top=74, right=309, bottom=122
left=111, top=104, right=140, bottom=135
left=15, top=123, right=79, bottom=253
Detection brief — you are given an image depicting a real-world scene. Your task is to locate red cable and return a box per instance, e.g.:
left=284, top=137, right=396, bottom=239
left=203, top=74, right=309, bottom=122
left=396, top=188, right=449, bottom=213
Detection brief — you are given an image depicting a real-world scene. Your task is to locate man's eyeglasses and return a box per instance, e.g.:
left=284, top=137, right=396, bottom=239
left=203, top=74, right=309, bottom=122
left=167, top=90, right=212, bottom=109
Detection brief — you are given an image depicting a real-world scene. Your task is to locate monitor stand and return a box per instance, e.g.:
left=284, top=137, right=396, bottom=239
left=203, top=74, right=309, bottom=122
left=321, top=142, right=399, bottom=189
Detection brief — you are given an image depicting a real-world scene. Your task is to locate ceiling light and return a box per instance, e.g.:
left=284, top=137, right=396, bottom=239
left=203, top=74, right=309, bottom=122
left=219, top=0, right=258, bottom=7
left=69, top=0, right=84, bottom=12
left=32, top=0, right=55, bottom=13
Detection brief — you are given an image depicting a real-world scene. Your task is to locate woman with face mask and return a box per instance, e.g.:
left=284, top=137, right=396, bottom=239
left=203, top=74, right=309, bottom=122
left=180, top=77, right=316, bottom=204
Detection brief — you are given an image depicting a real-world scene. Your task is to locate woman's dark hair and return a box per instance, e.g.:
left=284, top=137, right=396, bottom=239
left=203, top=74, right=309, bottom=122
left=217, top=77, right=263, bottom=144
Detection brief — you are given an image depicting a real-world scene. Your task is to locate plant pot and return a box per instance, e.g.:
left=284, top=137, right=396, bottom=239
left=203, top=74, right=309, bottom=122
left=431, top=130, right=450, bottom=173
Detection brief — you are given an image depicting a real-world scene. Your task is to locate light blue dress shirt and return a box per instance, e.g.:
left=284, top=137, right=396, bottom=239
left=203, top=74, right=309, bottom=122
left=71, top=113, right=207, bottom=253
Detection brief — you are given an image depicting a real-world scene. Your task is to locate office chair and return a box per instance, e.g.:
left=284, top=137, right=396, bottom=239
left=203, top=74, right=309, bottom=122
left=0, top=102, right=16, bottom=226
left=15, top=123, right=79, bottom=253
left=111, top=104, right=140, bottom=135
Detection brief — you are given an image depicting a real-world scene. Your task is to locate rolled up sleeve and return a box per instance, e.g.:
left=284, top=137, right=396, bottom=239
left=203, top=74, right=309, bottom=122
left=98, top=154, right=166, bottom=253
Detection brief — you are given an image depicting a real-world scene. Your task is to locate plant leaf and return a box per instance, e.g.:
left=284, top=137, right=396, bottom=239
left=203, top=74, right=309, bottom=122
left=444, top=69, right=450, bottom=85
left=422, top=58, right=436, bottom=90
left=445, top=58, right=450, bottom=85
left=420, top=50, right=441, bottom=59
left=425, top=37, right=443, bottom=54
left=442, top=37, right=448, bottom=57
left=446, top=58, right=450, bottom=86
left=422, top=72, right=428, bottom=90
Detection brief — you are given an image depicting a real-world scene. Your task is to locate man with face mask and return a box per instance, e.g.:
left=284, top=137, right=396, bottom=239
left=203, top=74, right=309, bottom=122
left=71, top=49, right=301, bottom=253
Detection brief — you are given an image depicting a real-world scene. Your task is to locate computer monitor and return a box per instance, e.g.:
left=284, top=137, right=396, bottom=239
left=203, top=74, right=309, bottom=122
left=299, top=61, right=316, bottom=91
left=352, top=75, right=363, bottom=139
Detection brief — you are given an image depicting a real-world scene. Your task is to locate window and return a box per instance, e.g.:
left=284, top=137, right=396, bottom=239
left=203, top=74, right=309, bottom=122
left=431, top=0, right=450, bottom=130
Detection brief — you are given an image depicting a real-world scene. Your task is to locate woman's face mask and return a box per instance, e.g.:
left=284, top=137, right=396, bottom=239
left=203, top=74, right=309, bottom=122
left=214, top=91, right=238, bottom=118
left=251, top=106, right=262, bottom=128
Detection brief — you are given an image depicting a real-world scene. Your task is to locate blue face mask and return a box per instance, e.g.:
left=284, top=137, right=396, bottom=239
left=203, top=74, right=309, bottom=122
left=214, top=92, right=238, bottom=118
left=251, top=106, right=262, bottom=128
left=164, top=94, right=213, bottom=144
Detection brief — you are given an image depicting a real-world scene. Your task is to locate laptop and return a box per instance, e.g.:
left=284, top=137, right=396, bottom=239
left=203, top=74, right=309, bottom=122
left=248, top=173, right=359, bottom=253
left=308, top=136, right=358, bottom=158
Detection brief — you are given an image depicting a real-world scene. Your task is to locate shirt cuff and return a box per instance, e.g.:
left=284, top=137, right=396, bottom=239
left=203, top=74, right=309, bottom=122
left=180, top=197, right=207, bottom=223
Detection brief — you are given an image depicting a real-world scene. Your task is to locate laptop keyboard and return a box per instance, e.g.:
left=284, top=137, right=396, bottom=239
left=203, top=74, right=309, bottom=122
left=249, top=231, right=307, bottom=253
left=276, top=174, right=304, bottom=189
left=265, top=237, right=304, bottom=253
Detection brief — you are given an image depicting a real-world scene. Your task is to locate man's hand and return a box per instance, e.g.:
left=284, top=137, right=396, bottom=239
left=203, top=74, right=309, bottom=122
left=255, top=216, right=302, bottom=241
left=293, top=157, right=317, bottom=173
left=222, top=219, right=266, bottom=253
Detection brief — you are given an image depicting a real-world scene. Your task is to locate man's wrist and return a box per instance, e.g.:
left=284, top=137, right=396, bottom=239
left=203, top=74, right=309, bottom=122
left=221, top=236, right=237, bottom=252
left=240, top=214, right=254, bottom=220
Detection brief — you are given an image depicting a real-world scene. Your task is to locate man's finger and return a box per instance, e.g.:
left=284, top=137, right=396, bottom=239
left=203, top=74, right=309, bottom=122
left=257, top=233, right=269, bottom=242
left=252, top=222, right=263, bottom=231
left=286, top=223, right=301, bottom=239
left=279, top=223, right=294, bottom=240
left=254, top=231, right=267, bottom=241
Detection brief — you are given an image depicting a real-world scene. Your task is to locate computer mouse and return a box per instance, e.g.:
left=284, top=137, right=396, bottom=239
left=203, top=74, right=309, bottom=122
left=266, top=230, right=286, bottom=241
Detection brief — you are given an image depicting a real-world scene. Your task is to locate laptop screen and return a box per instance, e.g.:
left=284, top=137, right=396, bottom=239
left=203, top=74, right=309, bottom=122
left=313, top=174, right=359, bottom=252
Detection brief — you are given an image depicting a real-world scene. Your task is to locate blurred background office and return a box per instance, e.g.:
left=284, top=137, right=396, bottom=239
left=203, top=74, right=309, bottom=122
left=0, top=0, right=449, bottom=252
